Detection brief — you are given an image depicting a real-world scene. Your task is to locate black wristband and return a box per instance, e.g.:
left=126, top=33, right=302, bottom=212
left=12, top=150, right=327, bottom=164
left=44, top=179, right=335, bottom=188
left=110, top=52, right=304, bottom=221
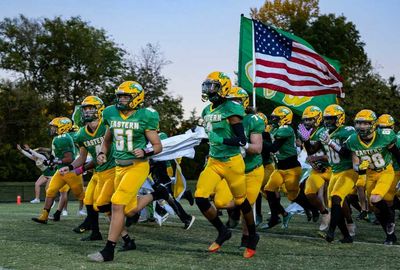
left=142, top=148, right=155, bottom=157
left=68, top=164, right=74, bottom=171
left=98, top=152, right=105, bottom=157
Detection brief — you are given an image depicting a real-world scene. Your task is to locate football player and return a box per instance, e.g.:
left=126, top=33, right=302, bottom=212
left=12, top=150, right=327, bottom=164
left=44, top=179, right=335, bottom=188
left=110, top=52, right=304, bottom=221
left=298, top=106, right=331, bottom=231
left=32, top=117, right=84, bottom=224
left=60, top=96, right=122, bottom=243
left=87, top=81, right=167, bottom=262
left=318, top=105, right=359, bottom=243
left=254, top=112, right=276, bottom=226
left=262, top=106, right=312, bottom=229
left=194, top=72, right=259, bottom=258
left=221, top=86, right=264, bottom=257
left=345, top=110, right=400, bottom=244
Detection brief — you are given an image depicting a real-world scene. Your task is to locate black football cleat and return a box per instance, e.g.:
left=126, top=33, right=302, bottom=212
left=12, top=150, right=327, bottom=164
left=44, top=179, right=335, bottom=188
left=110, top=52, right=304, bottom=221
left=118, top=239, right=137, bottom=252
left=81, top=232, right=103, bottom=241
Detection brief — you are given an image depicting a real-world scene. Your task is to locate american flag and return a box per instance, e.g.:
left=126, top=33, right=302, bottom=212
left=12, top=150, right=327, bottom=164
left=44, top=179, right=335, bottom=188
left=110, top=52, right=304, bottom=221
left=253, top=20, right=343, bottom=97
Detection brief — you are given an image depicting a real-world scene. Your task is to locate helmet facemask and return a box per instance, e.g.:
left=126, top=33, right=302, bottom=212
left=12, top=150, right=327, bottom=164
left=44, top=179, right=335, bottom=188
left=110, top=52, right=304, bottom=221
left=355, top=120, right=375, bottom=139
left=116, top=93, right=134, bottom=111
left=302, top=117, right=316, bottom=130
left=323, top=116, right=338, bottom=131
left=270, top=115, right=281, bottom=128
left=202, top=80, right=222, bottom=103
left=81, top=105, right=98, bottom=123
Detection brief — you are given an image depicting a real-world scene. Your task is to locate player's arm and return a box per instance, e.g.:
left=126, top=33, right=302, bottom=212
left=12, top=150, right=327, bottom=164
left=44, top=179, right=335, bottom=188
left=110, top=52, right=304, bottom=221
left=320, top=132, right=351, bottom=157
left=262, top=135, right=287, bottom=153
left=246, top=132, right=263, bottom=154
left=351, top=152, right=368, bottom=175
left=97, top=127, right=112, bottom=164
left=59, top=151, right=73, bottom=165
left=59, top=147, right=89, bottom=175
left=17, top=144, right=34, bottom=160
left=207, top=115, right=248, bottom=148
left=29, top=149, right=47, bottom=161
left=71, top=147, right=88, bottom=168
left=134, top=130, right=162, bottom=158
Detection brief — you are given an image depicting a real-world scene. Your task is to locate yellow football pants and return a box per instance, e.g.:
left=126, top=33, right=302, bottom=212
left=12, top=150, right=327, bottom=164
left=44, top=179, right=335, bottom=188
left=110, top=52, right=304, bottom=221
left=261, top=163, right=275, bottom=190
left=264, top=167, right=302, bottom=201
left=83, top=172, right=98, bottom=206
left=305, top=167, right=332, bottom=195
left=213, top=165, right=265, bottom=208
left=83, top=168, right=115, bottom=210
left=112, top=160, right=150, bottom=215
left=195, top=154, right=246, bottom=205
left=46, top=170, right=84, bottom=200
left=213, top=180, right=233, bottom=209
left=366, top=165, right=395, bottom=201
left=327, top=169, right=358, bottom=207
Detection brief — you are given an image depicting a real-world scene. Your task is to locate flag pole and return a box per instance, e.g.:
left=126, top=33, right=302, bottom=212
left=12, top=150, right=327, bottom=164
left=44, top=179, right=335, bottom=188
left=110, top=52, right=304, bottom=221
left=252, top=19, right=256, bottom=110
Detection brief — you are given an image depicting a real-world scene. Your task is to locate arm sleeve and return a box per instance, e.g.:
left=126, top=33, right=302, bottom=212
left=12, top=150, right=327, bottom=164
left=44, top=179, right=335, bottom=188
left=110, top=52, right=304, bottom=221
left=222, top=122, right=247, bottom=147
left=263, top=137, right=287, bottom=153
left=30, top=149, right=47, bottom=161
left=20, top=149, right=34, bottom=160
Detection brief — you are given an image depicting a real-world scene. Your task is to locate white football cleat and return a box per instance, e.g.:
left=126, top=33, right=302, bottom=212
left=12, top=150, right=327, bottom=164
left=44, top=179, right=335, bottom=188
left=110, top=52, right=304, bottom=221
left=347, top=223, right=356, bottom=237
left=319, top=213, right=330, bottom=231
left=30, top=198, right=40, bottom=204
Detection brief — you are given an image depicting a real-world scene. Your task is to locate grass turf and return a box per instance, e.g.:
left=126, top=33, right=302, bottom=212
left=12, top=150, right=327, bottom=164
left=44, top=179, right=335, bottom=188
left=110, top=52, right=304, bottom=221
left=0, top=200, right=399, bottom=270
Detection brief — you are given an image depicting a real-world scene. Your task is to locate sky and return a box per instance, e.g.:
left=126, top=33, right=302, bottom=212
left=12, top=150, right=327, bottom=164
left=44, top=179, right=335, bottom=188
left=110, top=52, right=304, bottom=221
left=0, top=0, right=399, bottom=118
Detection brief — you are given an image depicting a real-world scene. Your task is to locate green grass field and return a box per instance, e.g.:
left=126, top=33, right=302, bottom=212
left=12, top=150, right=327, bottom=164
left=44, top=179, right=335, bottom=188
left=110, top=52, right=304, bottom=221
left=0, top=200, right=399, bottom=270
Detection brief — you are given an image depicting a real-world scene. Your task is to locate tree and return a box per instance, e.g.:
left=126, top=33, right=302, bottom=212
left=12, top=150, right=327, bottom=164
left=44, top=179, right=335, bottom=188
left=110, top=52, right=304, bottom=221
left=112, top=43, right=184, bottom=135
left=0, top=15, right=125, bottom=115
left=251, top=0, right=319, bottom=33
left=0, top=80, right=50, bottom=181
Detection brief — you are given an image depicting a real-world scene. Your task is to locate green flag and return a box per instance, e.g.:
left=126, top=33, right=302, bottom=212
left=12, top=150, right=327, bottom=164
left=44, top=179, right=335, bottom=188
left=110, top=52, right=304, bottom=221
left=238, top=16, right=340, bottom=115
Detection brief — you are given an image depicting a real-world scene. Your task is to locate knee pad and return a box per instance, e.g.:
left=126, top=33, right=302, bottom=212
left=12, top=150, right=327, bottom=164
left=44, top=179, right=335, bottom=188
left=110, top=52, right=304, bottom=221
left=331, top=195, right=342, bottom=206
left=240, top=198, right=252, bottom=215
left=97, top=203, right=112, bottom=213
left=195, top=197, right=211, bottom=212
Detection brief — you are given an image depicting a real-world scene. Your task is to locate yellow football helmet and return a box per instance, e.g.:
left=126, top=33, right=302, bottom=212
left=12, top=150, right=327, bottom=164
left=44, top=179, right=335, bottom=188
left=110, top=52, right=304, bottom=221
left=302, top=106, right=322, bottom=129
left=201, top=71, right=232, bottom=102
left=115, top=81, right=144, bottom=110
left=49, top=117, right=73, bottom=136
left=377, top=114, right=395, bottom=129
left=81, top=96, right=105, bottom=122
left=271, top=106, right=293, bottom=127
left=323, top=104, right=345, bottom=131
left=227, top=86, right=249, bottom=108
left=354, top=109, right=377, bottom=138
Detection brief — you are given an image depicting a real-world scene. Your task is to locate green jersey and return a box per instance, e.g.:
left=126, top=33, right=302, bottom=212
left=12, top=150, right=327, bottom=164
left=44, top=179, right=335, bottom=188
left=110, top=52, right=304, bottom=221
left=243, top=113, right=265, bottom=173
left=103, top=105, right=160, bottom=161
left=74, top=119, right=116, bottom=172
left=52, top=133, right=76, bottom=169
left=323, top=126, right=355, bottom=173
left=270, top=125, right=297, bottom=161
left=202, top=100, right=245, bottom=161
left=302, top=127, right=330, bottom=168
left=394, top=131, right=400, bottom=171
left=346, top=128, right=397, bottom=171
